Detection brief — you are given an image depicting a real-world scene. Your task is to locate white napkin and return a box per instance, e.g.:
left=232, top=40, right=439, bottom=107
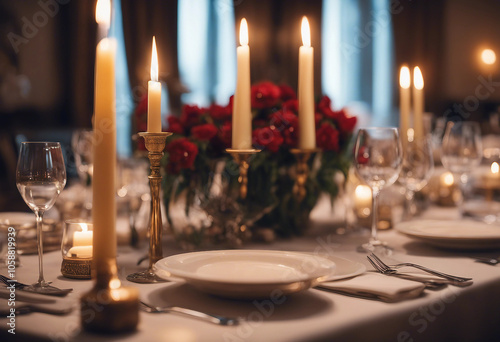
left=0, top=288, right=75, bottom=315
left=317, top=273, right=425, bottom=302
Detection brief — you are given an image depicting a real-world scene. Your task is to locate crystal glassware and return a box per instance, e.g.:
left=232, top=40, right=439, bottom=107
left=398, top=136, right=434, bottom=219
left=441, top=121, right=482, bottom=215
left=71, top=129, right=93, bottom=215
left=16, top=142, right=66, bottom=293
left=353, top=128, right=403, bottom=254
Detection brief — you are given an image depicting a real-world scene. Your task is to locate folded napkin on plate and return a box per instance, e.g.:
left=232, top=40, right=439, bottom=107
left=0, top=288, right=75, bottom=315
left=317, top=273, right=426, bottom=302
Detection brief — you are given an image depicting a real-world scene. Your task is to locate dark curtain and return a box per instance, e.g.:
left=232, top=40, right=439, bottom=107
left=234, top=0, right=323, bottom=93
left=121, top=0, right=181, bottom=114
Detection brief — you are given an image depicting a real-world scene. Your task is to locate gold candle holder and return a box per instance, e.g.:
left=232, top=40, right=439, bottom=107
left=127, top=132, right=171, bottom=283
left=81, top=259, right=139, bottom=333
left=226, top=148, right=261, bottom=199
left=290, top=148, right=321, bottom=202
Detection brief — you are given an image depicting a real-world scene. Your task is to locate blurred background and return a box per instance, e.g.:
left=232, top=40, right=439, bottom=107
left=1, top=0, right=500, bottom=210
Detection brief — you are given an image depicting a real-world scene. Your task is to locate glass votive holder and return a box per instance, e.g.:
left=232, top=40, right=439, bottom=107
left=61, top=219, right=92, bottom=279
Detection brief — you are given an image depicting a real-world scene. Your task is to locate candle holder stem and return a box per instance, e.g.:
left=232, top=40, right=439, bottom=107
left=127, top=132, right=171, bottom=283
left=291, top=148, right=320, bottom=202
left=226, top=149, right=261, bottom=200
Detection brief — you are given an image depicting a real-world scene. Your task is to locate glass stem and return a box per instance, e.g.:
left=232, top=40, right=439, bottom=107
left=370, top=188, right=380, bottom=243
left=35, top=211, right=46, bottom=285
left=404, top=189, right=416, bottom=219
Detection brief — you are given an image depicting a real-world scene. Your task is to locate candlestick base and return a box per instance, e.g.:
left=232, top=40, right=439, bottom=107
left=61, top=257, right=91, bottom=279
left=290, top=148, right=321, bottom=202
left=127, top=132, right=171, bottom=284
left=226, top=149, right=261, bottom=200
left=81, top=260, right=139, bottom=334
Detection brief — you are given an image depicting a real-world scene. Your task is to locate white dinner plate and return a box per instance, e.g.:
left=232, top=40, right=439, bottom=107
left=396, top=219, right=500, bottom=250
left=154, top=250, right=338, bottom=299
left=318, top=255, right=366, bottom=281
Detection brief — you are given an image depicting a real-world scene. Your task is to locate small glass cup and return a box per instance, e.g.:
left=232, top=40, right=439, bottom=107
left=61, top=219, right=93, bottom=279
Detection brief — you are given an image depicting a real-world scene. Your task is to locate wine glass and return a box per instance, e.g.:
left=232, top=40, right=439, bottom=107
left=441, top=121, right=482, bottom=215
left=398, top=136, right=434, bottom=219
left=16, top=142, right=66, bottom=293
left=354, top=128, right=403, bottom=254
left=71, top=129, right=93, bottom=216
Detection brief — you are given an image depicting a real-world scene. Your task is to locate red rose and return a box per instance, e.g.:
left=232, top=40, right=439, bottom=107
left=180, top=105, right=204, bottom=127
left=279, top=84, right=297, bottom=101
left=315, top=112, right=323, bottom=127
left=270, top=110, right=298, bottom=146
left=209, top=104, right=232, bottom=121
left=252, top=127, right=284, bottom=153
left=316, top=123, right=340, bottom=152
left=167, top=116, right=184, bottom=135
left=251, top=81, right=281, bottom=109
left=317, top=96, right=332, bottom=114
left=134, top=94, right=148, bottom=118
left=282, top=99, right=298, bottom=114
left=191, top=123, right=218, bottom=141
left=165, top=138, right=199, bottom=174
left=218, top=121, right=232, bottom=148
left=333, top=109, right=357, bottom=133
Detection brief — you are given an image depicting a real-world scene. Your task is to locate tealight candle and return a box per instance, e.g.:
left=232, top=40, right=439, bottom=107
left=61, top=220, right=93, bottom=279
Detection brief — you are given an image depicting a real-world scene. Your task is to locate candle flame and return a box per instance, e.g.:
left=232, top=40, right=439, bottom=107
left=355, top=185, right=372, bottom=200
left=399, top=66, right=410, bottom=89
left=407, top=128, right=414, bottom=142
left=442, top=172, right=454, bottom=186
left=95, top=0, right=111, bottom=26
left=301, top=16, right=311, bottom=47
left=414, top=66, right=424, bottom=90
left=491, top=162, right=499, bottom=174
left=481, top=49, right=496, bottom=65
left=151, top=36, right=158, bottom=82
left=80, top=223, right=88, bottom=232
left=239, top=18, right=248, bottom=46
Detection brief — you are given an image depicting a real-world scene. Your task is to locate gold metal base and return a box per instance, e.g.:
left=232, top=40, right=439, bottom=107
left=61, top=257, right=91, bottom=279
left=290, top=148, right=321, bottom=202
left=226, top=149, right=261, bottom=199
left=81, top=260, right=139, bottom=333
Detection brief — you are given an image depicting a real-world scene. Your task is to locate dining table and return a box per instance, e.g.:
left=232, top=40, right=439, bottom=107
left=1, top=201, right=500, bottom=342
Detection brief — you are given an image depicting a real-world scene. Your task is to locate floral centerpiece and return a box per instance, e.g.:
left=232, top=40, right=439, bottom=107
left=134, top=81, right=357, bottom=246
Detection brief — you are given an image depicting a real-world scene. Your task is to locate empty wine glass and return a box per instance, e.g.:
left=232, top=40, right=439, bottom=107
left=16, top=142, right=66, bottom=293
left=71, top=129, right=93, bottom=215
left=399, top=136, right=434, bottom=219
left=441, top=121, right=482, bottom=215
left=354, top=128, right=403, bottom=254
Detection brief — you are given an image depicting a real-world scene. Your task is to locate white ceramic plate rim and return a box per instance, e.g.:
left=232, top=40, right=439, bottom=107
left=154, top=250, right=337, bottom=285
left=316, top=255, right=366, bottom=281
left=395, top=219, right=500, bottom=240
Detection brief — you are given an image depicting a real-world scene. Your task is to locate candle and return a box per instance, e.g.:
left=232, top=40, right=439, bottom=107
left=92, top=0, right=117, bottom=267
left=399, top=66, right=411, bottom=147
left=413, top=66, right=424, bottom=139
left=148, top=36, right=162, bottom=133
left=68, top=246, right=93, bottom=259
left=298, top=16, right=316, bottom=149
left=232, top=18, right=252, bottom=150
left=482, top=162, right=500, bottom=189
left=74, top=223, right=93, bottom=246
left=354, top=185, right=372, bottom=218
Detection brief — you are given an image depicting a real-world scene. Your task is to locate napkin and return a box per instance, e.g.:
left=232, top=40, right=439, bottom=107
left=0, top=288, right=75, bottom=315
left=317, top=273, right=426, bottom=302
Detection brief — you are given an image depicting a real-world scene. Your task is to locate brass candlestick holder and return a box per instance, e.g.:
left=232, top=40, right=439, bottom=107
left=290, top=148, right=321, bottom=202
left=226, top=148, right=261, bottom=199
left=127, top=132, right=171, bottom=283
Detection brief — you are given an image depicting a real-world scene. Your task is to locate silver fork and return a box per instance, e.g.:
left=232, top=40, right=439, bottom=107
left=139, top=301, right=239, bottom=326
left=369, top=253, right=472, bottom=283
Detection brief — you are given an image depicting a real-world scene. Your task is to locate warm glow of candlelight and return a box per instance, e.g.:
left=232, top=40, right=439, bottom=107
left=151, top=36, right=158, bottom=82
left=355, top=185, right=372, bottom=201
left=414, top=66, right=424, bottom=90
left=301, top=17, right=311, bottom=47
left=481, top=49, right=496, bottom=65
left=399, top=66, right=410, bottom=89
left=239, top=18, right=248, bottom=46
left=95, top=0, right=111, bottom=27
left=491, top=162, right=499, bottom=174
left=442, top=172, right=454, bottom=186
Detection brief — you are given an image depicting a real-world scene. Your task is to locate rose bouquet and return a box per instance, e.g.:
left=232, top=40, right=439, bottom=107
left=134, top=81, right=357, bottom=244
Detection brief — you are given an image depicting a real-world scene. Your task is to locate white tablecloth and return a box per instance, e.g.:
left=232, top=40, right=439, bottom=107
left=1, top=209, right=500, bottom=342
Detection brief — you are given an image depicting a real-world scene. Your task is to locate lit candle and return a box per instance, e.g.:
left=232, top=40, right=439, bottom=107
left=298, top=16, right=316, bottom=149
left=68, top=246, right=93, bottom=259
left=354, top=185, right=372, bottom=218
left=92, top=0, right=117, bottom=267
left=73, top=223, right=93, bottom=246
left=232, top=18, right=252, bottom=150
left=399, top=66, right=411, bottom=147
left=148, top=37, right=162, bottom=133
left=413, top=66, right=424, bottom=139
left=482, top=162, right=500, bottom=189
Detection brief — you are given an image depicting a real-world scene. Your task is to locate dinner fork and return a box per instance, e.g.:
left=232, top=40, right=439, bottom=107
left=369, top=254, right=472, bottom=283
left=0, top=275, right=72, bottom=296
left=139, top=301, right=239, bottom=326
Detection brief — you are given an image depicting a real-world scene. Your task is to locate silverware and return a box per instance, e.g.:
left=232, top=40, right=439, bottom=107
left=0, top=302, right=73, bottom=316
left=473, top=256, right=500, bottom=266
left=139, top=300, right=239, bottom=326
left=369, top=253, right=472, bottom=283
left=0, top=275, right=72, bottom=296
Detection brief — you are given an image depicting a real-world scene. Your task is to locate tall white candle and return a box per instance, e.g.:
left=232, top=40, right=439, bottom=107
left=413, top=66, right=424, bottom=139
left=298, top=16, right=316, bottom=149
left=399, top=66, right=411, bottom=147
left=93, top=0, right=117, bottom=267
left=148, top=36, right=162, bottom=133
left=232, top=18, right=252, bottom=150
